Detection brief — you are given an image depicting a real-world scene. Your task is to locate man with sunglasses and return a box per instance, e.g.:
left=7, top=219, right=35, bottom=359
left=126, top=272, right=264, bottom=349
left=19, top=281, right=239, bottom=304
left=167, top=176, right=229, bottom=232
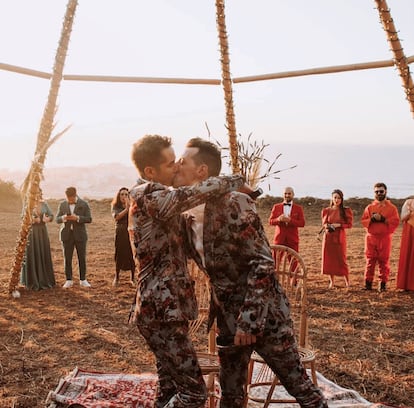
left=361, top=182, right=399, bottom=291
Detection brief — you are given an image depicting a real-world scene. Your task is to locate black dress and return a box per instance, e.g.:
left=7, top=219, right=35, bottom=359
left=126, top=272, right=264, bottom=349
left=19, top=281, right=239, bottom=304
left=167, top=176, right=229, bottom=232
left=112, top=204, right=135, bottom=271
left=21, top=202, right=56, bottom=290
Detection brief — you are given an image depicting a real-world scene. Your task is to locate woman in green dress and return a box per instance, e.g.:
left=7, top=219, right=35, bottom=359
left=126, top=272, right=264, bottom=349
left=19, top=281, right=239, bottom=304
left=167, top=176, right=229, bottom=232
left=21, top=190, right=55, bottom=290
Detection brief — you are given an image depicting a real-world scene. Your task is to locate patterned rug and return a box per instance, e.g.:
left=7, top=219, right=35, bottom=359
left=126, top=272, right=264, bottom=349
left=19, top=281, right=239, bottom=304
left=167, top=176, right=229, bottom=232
left=46, top=368, right=218, bottom=408
left=46, top=367, right=410, bottom=408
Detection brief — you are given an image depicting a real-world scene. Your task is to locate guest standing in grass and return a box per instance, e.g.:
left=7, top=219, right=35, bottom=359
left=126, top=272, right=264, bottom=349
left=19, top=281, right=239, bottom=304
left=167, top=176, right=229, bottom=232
left=21, top=189, right=55, bottom=290
left=396, top=196, right=414, bottom=291
left=361, top=183, right=399, bottom=292
left=111, top=187, right=135, bottom=286
left=321, top=189, right=353, bottom=289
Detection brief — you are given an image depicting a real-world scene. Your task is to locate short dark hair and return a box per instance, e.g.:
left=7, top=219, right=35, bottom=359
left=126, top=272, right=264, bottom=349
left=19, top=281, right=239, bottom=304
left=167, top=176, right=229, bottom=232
left=65, top=187, right=77, bottom=197
left=374, top=182, right=387, bottom=191
left=186, top=138, right=222, bottom=176
left=131, top=135, right=172, bottom=176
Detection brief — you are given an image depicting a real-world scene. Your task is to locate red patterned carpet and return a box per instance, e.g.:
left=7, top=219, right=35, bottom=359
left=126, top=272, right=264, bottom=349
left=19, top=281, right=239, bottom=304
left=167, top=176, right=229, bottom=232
left=46, top=367, right=411, bottom=408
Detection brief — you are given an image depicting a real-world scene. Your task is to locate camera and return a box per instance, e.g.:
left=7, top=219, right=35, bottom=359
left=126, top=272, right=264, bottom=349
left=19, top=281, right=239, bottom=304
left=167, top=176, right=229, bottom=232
left=327, top=224, right=335, bottom=233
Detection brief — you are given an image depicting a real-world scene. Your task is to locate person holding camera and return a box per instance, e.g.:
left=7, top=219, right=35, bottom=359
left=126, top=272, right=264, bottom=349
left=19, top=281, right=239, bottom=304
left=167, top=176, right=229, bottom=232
left=361, top=183, right=399, bottom=292
left=321, top=189, right=353, bottom=289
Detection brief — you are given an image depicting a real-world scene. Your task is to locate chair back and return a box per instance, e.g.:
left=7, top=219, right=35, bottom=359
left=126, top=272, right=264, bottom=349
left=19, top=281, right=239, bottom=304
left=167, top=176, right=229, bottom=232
left=271, top=244, right=309, bottom=348
left=188, top=261, right=216, bottom=353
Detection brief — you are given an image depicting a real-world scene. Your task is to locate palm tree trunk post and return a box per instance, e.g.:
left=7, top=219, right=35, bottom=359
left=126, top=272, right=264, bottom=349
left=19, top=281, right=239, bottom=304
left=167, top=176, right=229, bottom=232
left=375, top=0, right=414, bottom=117
left=8, top=0, right=78, bottom=296
left=215, top=0, right=240, bottom=174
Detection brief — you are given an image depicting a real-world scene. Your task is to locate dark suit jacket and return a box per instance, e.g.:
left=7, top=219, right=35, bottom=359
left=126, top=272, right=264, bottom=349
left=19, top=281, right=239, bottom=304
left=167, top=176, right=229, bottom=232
left=183, top=192, right=292, bottom=338
left=56, top=197, right=92, bottom=242
left=129, top=175, right=244, bottom=324
left=268, top=202, right=305, bottom=249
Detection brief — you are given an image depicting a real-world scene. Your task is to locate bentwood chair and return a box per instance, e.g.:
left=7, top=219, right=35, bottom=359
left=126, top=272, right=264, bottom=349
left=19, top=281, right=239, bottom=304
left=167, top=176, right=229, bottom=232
left=245, top=245, right=317, bottom=407
left=188, top=262, right=220, bottom=408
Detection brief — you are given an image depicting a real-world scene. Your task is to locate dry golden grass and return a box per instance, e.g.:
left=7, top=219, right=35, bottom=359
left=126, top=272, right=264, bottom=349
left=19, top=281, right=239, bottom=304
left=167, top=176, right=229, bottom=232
left=0, top=197, right=413, bottom=407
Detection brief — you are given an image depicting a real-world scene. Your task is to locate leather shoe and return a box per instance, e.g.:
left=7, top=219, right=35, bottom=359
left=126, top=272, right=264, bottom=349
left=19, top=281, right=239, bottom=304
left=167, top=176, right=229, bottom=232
left=364, top=280, right=372, bottom=291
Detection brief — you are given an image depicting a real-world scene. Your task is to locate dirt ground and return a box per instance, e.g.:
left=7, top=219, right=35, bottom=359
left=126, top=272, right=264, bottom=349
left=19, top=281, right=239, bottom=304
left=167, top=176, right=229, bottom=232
left=0, top=197, right=413, bottom=408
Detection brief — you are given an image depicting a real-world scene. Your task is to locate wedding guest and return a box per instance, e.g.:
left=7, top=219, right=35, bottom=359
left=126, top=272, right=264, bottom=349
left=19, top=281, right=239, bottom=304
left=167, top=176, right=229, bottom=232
left=269, top=186, right=305, bottom=252
left=361, top=183, right=399, bottom=291
left=56, top=187, right=92, bottom=288
left=396, top=196, right=414, bottom=291
left=321, top=189, right=353, bottom=288
left=111, top=187, right=135, bottom=286
left=21, top=188, right=55, bottom=290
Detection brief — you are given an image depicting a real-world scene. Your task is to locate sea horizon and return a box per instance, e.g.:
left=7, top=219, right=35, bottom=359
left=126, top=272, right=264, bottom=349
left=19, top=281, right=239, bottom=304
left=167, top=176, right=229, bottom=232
left=0, top=143, right=412, bottom=200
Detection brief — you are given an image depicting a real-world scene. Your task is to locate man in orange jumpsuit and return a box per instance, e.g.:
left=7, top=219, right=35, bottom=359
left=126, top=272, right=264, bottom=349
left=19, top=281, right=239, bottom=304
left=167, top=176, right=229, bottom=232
left=269, top=186, right=305, bottom=252
left=361, top=182, right=399, bottom=291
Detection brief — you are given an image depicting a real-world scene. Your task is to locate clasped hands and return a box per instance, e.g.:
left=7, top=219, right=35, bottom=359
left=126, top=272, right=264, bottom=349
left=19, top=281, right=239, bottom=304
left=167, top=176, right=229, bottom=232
left=65, top=214, right=79, bottom=222
left=371, top=213, right=385, bottom=223
left=278, top=214, right=291, bottom=223
left=33, top=214, right=51, bottom=223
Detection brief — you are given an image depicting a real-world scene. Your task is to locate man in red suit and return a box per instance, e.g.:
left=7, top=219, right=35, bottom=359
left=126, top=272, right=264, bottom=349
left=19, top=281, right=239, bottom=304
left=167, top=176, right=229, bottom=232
left=361, top=182, right=399, bottom=292
left=269, top=187, right=305, bottom=252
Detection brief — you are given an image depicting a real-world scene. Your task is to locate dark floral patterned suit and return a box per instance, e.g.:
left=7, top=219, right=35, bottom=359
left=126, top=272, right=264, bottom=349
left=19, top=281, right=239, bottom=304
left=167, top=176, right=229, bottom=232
left=129, top=175, right=243, bottom=408
left=183, top=192, right=327, bottom=408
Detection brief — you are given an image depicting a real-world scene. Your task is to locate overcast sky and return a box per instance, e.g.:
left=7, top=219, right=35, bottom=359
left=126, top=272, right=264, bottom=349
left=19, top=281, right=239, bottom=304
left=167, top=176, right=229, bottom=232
left=1, top=0, right=413, bottom=178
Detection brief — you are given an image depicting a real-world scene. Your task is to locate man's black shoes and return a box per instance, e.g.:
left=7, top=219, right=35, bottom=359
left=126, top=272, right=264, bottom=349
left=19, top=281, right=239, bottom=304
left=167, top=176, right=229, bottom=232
left=364, top=280, right=373, bottom=291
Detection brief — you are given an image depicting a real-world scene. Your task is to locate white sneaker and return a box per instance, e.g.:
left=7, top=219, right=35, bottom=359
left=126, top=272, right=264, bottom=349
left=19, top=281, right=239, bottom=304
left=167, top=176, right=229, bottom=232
left=80, top=279, right=91, bottom=288
left=63, top=280, right=73, bottom=289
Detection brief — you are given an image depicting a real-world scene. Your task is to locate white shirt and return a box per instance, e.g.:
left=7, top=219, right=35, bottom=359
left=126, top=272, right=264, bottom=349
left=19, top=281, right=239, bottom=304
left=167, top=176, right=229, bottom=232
left=283, top=202, right=292, bottom=216
left=185, top=204, right=206, bottom=267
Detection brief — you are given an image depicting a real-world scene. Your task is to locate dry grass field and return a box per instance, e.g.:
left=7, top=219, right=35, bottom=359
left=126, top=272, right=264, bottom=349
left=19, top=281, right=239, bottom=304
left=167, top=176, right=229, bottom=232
left=0, top=196, right=413, bottom=407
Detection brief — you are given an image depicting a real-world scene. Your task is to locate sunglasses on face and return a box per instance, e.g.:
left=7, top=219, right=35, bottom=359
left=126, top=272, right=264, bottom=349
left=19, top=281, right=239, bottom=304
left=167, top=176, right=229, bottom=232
left=120, top=192, right=129, bottom=196
left=374, top=190, right=385, bottom=194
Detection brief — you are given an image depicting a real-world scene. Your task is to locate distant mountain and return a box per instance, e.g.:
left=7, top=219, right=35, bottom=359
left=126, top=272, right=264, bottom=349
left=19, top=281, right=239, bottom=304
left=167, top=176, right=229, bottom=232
left=1, top=142, right=413, bottom=200
left=0, top=163, right=138, bottom=199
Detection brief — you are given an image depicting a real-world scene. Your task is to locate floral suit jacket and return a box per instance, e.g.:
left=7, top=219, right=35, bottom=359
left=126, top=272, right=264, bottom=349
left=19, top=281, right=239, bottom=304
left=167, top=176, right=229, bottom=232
left=183, top=192, right=293, bottom=339
left=129, top=175, right=244, bottom=325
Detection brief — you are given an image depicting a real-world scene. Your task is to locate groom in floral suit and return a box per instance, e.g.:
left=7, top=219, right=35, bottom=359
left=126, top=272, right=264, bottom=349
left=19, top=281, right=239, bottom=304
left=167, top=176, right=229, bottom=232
left=128, top=134, right=251, bottom=408
left=175, top=138, right=327, bottom=408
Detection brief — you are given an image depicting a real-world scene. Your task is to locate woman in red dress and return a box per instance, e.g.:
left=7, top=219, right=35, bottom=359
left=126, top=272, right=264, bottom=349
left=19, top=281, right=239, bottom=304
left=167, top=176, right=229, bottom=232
left=321, top=189, right=353, bottom=288
left=396, top=197, right=414, bottom=291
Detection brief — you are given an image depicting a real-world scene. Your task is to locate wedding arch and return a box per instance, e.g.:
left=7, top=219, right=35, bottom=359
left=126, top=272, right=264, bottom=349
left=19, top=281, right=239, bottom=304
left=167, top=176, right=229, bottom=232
left=4, top=0, right=413, bottom=295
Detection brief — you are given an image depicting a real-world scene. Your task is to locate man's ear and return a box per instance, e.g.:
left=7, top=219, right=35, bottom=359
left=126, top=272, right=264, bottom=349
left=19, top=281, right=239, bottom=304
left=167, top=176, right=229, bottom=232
left=197, top=164, right=209, bottom=179
left=143, top=166, right=156, bottom=181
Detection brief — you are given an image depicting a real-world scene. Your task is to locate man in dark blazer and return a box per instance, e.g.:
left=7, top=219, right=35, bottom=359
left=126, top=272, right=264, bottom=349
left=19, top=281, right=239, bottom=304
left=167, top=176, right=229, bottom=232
left=175, top=138, right=327, bottom=408
left=268, top=186, right=305, bottom=252
left=56, top=186, right=92, bottom=288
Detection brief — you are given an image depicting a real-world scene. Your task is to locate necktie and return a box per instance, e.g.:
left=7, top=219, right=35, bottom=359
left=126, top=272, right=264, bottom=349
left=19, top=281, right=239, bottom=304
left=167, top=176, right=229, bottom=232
left=284, top=203, right=291, bottom=206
